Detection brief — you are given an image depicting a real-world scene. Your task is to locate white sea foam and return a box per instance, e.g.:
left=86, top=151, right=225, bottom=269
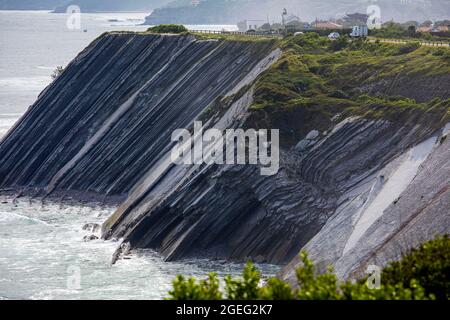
left=0, top=197, right=279, bottom=300
left=36, top=65, right=54, bottom=70
left=0, top=11, right=277, bottom=300
left=0, top=117, right=19, bottom=137
left=0, top=77, right=50, bottom=91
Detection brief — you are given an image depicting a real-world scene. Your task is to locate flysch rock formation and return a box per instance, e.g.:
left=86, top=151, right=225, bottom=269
left=0, top=33, right=448, bottom=284
left=281, top=122, right=450, bottom=282
left=105, top=109, right=449, bottom=268
left=0, top=33, right=278, bottom=200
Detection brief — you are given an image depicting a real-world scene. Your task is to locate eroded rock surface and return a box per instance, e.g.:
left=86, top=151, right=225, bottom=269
left=0, top=33, right=277, bottom=199
left=281, top=124, right=450, bottom=283
left=0, top=33, right=448, bottom=281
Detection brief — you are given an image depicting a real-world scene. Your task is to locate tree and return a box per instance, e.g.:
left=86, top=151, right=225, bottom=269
left=407, top=25, right=417, bottom=37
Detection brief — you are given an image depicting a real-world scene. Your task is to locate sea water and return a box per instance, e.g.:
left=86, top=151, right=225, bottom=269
left=0, top=11, right=271, bottom=300
left=0, top=197, right=278, bottom=300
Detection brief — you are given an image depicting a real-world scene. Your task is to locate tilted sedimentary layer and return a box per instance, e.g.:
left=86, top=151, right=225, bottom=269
left=0, top=33, right=448, bottom=283
left=104, top=112, right=449, bottom=266
left=0, top=33, right=277, bottom=198
left=281, top=123, right=450, bottom=282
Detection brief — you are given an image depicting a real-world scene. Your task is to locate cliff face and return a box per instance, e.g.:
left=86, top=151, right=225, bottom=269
left=0, top=32, right=448, bottom=282
left=0, top=33, right=277, bottom=200
left=360, top=74, right=450, bottom=103
left=281, top=122, right=450, bottom=282
left=104, top=112, right=449, bottom=266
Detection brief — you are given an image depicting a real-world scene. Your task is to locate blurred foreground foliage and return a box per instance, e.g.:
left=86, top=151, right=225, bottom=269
left=168, top=236, right=449, bottom=300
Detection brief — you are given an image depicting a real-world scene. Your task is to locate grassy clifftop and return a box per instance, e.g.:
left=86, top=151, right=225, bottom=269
left=242, top=33, right=450, bottom=147
left=107, top=30, right=449, bottom=148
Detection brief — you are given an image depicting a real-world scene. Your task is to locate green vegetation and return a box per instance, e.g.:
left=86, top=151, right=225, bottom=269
left=368, top=21, right=450, bottom=42
left=108, top=28, right=449, bottom=147
left=147, top=24, right=188, bottom=34
left=370, top=22, right=414, bottom=39
left=382, top=235, right=449, bottom=300
left=397, top=41, right=421, bottom=55
left=241, top=32, right=450, bottom=146
left=168, top=236, right=449, bottom=300
left=192, top=32, right=279, bottom=42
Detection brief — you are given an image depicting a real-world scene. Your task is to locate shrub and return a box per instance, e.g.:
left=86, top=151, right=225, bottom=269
left=51, top=66, right=64, bottom=80
left=168, top=273, right=223, bottom=300
left=432, top=48, right=450, bottom=61
left=329, top=35, right=349, bottom=51
left=396, top=41, right=421, bottom=55
left=285, top=32, right=329, bottom=51
left=224, top=263, right=262, bottom=300
left=329, top=90, right=349, bottom=99
left=167, top=236, right=448, bottom=300
left=381, top=235, right=449, bottom=300
left=147, top=24, right=188, bottom=34
left=370, top=23, right=408, bottom=39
